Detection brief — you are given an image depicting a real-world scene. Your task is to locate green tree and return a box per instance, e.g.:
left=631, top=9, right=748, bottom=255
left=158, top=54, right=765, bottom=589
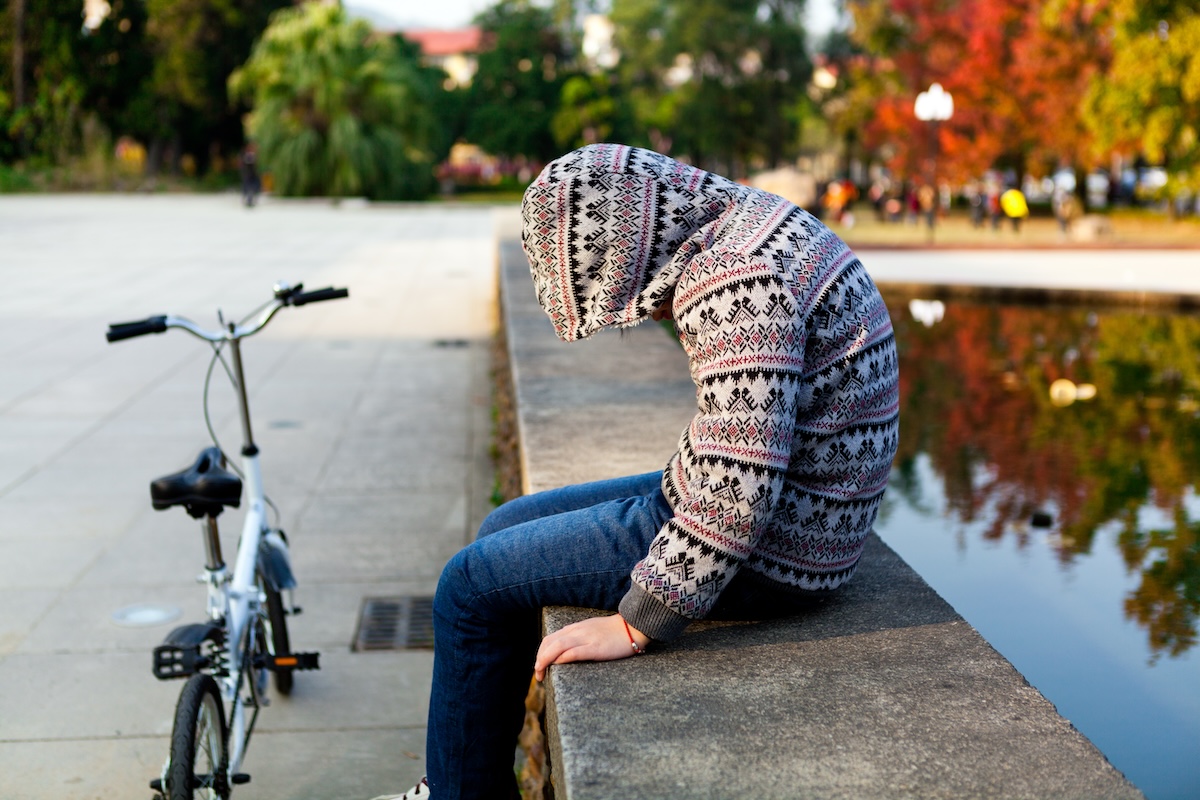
left=609, top=0, right=811, bottom=175
left=0, top=0, right=282, bottom=178
left=464, top=0, right=569, bottom=162
left=1081, top=0, right=1200, bottom=199
left=551, top=72, right=619, bottom=149
left=0, top=0, right=98, bottom=162
left=78, top=1, right=155, bottom=143
left=392, top=31, right=463, bottom=169
left=228, top=2, right=437, bottom=200
left=143, top=0, right=291, bottom=174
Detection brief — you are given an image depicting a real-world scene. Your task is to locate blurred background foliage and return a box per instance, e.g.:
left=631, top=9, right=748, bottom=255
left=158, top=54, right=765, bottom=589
left=228, top=3, right=438, bottom=199
left=0, top=0, right=1196, bottom=202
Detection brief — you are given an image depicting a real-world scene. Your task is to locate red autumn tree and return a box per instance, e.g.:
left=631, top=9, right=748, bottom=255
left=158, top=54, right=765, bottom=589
left=843, top=0, right=1112, bottom=184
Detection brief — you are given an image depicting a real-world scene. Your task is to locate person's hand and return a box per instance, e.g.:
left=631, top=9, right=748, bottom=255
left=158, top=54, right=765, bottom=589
left=534, top=614, right=649, bottom=681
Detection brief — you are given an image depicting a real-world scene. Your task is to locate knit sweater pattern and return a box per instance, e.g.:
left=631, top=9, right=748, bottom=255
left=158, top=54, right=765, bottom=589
left=521, top=144, right=899, bottom=641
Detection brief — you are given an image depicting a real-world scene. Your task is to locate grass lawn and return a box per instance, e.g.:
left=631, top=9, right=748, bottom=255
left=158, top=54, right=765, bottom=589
left=830, top=208, right=1200, bottom=249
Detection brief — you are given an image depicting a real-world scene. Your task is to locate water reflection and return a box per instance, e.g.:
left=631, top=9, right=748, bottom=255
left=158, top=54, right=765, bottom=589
left=885, top=292, right=1200, bottom=661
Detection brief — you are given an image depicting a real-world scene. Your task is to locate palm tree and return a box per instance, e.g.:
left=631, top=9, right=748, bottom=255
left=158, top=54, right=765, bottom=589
left=229, top=3, right=436, bottom=200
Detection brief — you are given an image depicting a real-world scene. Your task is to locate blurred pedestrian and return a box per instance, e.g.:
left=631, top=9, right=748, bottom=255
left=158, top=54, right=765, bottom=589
left=918, top=183, right=936, bottom=233
left=240, top=143, right=261, bottom=208
left=1000, top=187, right=1029, bottom=233
left=986, top=185, right=1003, bottom=230
left=869, top=180, right=887, bottom=222
left=967, top=181, right=985, bottom=229
left=1052, top=188, right=1078, bottom=236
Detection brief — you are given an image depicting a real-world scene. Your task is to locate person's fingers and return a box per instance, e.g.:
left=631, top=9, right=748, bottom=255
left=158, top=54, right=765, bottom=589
left=534, top=626, right=587, bottom=678
left=534, top=616, right=632, bottom=680
left=534, top=633, right=570, bottom=680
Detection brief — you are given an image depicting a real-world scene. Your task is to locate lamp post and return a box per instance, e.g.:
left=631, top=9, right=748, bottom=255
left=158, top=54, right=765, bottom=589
left=914, top=82, right=954, bottom=242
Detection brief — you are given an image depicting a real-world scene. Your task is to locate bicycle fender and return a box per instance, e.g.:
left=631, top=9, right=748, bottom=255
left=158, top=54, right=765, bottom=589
left=258, top=530, right=298, bottom=591
left=162, top=620, right=224, bottom=649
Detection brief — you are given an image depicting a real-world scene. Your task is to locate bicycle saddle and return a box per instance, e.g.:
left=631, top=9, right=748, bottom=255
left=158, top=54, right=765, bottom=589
left=150, top=447, right=242, bottom=519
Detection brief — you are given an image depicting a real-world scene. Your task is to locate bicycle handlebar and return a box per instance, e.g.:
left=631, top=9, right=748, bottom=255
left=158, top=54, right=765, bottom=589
left=106, top=315, right=169, bottom=342
left=105, top=283, right=349, bottom=344
left=291, top=287, right=349, bottom=306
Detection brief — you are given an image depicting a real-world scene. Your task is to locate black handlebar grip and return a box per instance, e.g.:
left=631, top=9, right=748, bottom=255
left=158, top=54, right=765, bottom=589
left=291, top=287, right=349, bottom=306
left=106, top=315, right=168, bottom=342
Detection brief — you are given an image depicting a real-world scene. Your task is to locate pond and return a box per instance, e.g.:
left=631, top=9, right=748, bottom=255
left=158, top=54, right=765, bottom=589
left=876, top=291, right=1200, bottom=800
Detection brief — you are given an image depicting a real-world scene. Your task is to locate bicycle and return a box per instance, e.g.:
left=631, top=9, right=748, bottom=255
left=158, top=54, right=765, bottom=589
left=106, top=281, right=349, bottom=799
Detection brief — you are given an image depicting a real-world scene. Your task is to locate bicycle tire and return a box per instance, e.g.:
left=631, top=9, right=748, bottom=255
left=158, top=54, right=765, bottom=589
left=259, top=577, right=293, bottom=695
left=168, top=673, right=229, bottom=800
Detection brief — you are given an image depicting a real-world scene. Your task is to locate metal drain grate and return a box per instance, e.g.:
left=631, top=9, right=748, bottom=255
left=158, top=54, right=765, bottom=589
left=353, top=596, right=435, bottom=651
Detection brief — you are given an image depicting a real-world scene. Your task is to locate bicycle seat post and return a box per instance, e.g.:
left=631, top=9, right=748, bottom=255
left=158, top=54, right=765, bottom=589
left=202, top=514, right=225, bottom=573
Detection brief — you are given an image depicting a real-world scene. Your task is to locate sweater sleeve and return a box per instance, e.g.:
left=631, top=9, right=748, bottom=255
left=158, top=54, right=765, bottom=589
left=620, top=258, right=807, bottom=640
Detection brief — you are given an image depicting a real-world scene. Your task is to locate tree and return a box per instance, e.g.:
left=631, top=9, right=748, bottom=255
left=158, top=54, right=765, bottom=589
left=608, top=0, right=812, bottom=175
left=143, top=0, right=291, bottom=174
left=392, top=31, right=463, bottom=169
left=843, top=0, right=1114, bottom=187
left=228, top=3, right=437, bottom=200
left=1012, top=1, right=1110, bottom=179
left=464, top=0, right=569, bottom=163
left=1081, top=0, right=1200, bottom=199
left=0, top=0, right=283, bottom=177
left=552, top=73, right=620, bottom=149
left=1, top=0, right=101, bottom=162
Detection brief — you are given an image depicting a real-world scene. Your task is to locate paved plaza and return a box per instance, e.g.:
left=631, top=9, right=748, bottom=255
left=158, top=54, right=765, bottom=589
left=0, top=195, right=505, bottom=799
left=1, top=194, right=1197, bottom=800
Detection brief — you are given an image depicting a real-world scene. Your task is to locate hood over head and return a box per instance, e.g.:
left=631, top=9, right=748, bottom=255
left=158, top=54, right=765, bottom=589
left=521, top=144, right=748, bottom=342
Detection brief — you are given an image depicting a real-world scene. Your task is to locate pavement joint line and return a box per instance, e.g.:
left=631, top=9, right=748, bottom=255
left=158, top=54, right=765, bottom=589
left=291, top=351, right=385, bottom=528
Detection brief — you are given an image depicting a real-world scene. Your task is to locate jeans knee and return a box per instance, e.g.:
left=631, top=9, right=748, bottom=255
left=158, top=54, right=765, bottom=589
left=475, top=505, right=507, bottom=539
left=434, top=547, right=475, bottom=617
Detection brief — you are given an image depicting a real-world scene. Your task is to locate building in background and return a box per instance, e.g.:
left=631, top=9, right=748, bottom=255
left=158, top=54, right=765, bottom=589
left=401, top=27, right=483, bottom=89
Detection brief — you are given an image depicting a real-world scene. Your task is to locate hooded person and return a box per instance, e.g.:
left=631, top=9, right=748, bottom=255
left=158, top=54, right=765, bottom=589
left=375, top=144, right=899, bottom=800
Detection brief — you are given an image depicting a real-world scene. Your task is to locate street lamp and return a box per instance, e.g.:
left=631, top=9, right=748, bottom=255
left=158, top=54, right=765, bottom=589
left=914, top=82, right=954, bottom=241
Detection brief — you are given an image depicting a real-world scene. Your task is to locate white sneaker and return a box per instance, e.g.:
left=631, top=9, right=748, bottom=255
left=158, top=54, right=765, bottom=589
left=370, top=776, right=430, bottom=800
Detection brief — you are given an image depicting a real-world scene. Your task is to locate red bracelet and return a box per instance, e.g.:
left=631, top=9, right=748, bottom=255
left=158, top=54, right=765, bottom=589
left=621, top=616, right=646, bottom=655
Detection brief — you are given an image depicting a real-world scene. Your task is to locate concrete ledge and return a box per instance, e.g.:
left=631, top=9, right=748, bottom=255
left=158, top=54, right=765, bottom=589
left=498, top=239, right=1142, bottom=799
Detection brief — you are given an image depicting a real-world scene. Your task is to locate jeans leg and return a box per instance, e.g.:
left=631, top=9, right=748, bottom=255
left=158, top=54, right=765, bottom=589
left=426, top=478, right=673, bottom=799
left=475, top=471, right=664, bottom=539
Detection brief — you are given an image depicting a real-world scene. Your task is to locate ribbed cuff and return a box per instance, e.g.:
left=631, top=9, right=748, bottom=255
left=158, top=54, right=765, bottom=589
left=618, top=582, right=691, bottom=642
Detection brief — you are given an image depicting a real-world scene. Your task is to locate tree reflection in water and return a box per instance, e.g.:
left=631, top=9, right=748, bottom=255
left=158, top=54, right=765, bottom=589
left=885, top=292, right=1200, bottom=661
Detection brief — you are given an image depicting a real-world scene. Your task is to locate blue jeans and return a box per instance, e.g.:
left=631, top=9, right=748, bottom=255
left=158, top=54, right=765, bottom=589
left=425, top=471, right=820, bottom=798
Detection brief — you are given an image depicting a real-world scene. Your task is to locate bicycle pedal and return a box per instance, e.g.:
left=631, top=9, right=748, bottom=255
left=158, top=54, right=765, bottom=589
left=232, top=773, right=251, bottom=785
left=271, top=651, right=320, bottom=671
left=291, top=605, right=303, bottom=615
left=152, top=644, right=209, bottom=680
left=150, top=778, right=163, bottom=791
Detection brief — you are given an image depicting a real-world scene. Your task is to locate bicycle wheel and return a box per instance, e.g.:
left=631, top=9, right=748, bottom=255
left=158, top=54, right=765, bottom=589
left=167, top=673, right=229, bottom=800
left=258, top=576, right=293, bottom=695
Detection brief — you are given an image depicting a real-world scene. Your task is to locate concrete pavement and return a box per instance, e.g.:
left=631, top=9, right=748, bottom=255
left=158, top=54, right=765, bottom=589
left=0, top=195, right=507, bottom=799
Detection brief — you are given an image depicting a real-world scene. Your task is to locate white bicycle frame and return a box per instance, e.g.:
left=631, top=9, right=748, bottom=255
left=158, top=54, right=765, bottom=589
left=165, top=294, right=293, bottom=780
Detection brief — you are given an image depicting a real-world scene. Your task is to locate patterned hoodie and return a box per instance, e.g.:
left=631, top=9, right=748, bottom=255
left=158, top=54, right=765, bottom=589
left=521, top=144, right=899, bottom=641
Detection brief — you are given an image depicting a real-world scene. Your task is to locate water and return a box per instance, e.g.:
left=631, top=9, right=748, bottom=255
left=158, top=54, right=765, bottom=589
left=875, top=293, right=1200, bottom=800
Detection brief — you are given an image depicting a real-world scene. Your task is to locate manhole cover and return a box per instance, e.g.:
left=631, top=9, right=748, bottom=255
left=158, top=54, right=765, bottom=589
left=111, top=604, right=183, bottom=628
left=353, top=596, right=435, bottom=651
